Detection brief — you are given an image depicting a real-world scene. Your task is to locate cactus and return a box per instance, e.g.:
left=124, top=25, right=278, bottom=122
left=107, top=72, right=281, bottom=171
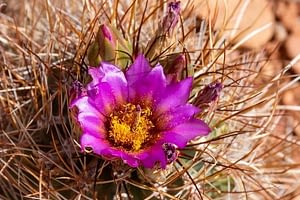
left=0, top=1, right=299, bottom=199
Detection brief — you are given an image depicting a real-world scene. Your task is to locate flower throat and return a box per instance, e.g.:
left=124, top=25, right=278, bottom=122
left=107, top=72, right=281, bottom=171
left=107, top=103, right=154, bottom=152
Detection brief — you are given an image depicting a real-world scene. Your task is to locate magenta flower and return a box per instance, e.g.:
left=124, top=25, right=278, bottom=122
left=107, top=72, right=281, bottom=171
left=70, top=55, right=210, bottom=168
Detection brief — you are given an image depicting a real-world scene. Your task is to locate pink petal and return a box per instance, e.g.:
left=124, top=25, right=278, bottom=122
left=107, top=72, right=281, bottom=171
left=88, top=62, right=128, bottom=103
left=162, top=119, right=210, bottom=148
left=125, top=54, right=152, bottom=86
left=156, top=104, right=200, bottom=130
left=128, top=64, right=166, bottom=102
left=154, top=77, right=193, bottom=116
left=80, top=134, right=110, bottom=154
left=87, top=82, right=116, bottom=115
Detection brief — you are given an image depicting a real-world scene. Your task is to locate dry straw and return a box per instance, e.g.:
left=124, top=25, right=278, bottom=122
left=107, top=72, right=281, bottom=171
left=1, top=0, right=300, bottom=199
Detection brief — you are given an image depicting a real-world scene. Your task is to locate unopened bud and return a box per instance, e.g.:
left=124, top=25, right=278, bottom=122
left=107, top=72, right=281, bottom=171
left=195, top=82, right=223, bottom=108
left=88, top=24, right=132, bottom=68
left=96, top=24, right=116, bottom=63
left=145, top=1, right=181, bottom=60
left=87, top=24, right=116, bottom=66
left=161, top=1, right=181, bottom=36
left=164, top=54, right=186, bottom=82
left=99, top=24, right=114, bottom=44
left=87, top=42, right=101, bottom=67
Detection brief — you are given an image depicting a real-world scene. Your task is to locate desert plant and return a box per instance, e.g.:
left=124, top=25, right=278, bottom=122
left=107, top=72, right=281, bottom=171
left=1, top=0, right=300, bottom=199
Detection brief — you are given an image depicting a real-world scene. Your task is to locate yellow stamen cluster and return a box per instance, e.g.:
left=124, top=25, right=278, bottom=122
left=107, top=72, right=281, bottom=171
left=108, top=103, right=154, bottom=152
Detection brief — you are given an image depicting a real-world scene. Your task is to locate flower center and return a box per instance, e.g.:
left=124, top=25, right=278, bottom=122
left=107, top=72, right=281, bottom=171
left=107, top=103, right=155, bottom=152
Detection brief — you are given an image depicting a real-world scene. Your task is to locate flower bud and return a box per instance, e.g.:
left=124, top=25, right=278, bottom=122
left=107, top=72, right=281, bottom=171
left=108, top=25, right=132, bottom=69
left=161, top=1, right=181, bottom=36
left=87, top=42, right=101, bottom=67
left=145, top=1, right=181, bottom=60
left=96, top=24, right=116, bottom=63
left=87, top=24, right=132, bottom=68
left=163, top=53, right=186, bottom=82
left=99, top=24, right=115, bottom=44
left=195, top=82, right=223, bottom=108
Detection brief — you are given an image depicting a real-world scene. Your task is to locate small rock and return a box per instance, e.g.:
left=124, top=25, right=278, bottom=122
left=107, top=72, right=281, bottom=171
left=276, top=1, right=299, bottom=33
left=282, top=84, right=300, bottom=105
left=274, top=22, right=287, bottom=42
left=194, top=0, right=275, bottom=49
left=292, top=61, right=300, bottom=74
left=285, top=32, right=300, bottom=59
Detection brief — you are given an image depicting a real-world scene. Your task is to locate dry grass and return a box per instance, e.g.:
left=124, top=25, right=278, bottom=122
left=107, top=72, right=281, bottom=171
left=0, top=0, right=300, bottom=199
